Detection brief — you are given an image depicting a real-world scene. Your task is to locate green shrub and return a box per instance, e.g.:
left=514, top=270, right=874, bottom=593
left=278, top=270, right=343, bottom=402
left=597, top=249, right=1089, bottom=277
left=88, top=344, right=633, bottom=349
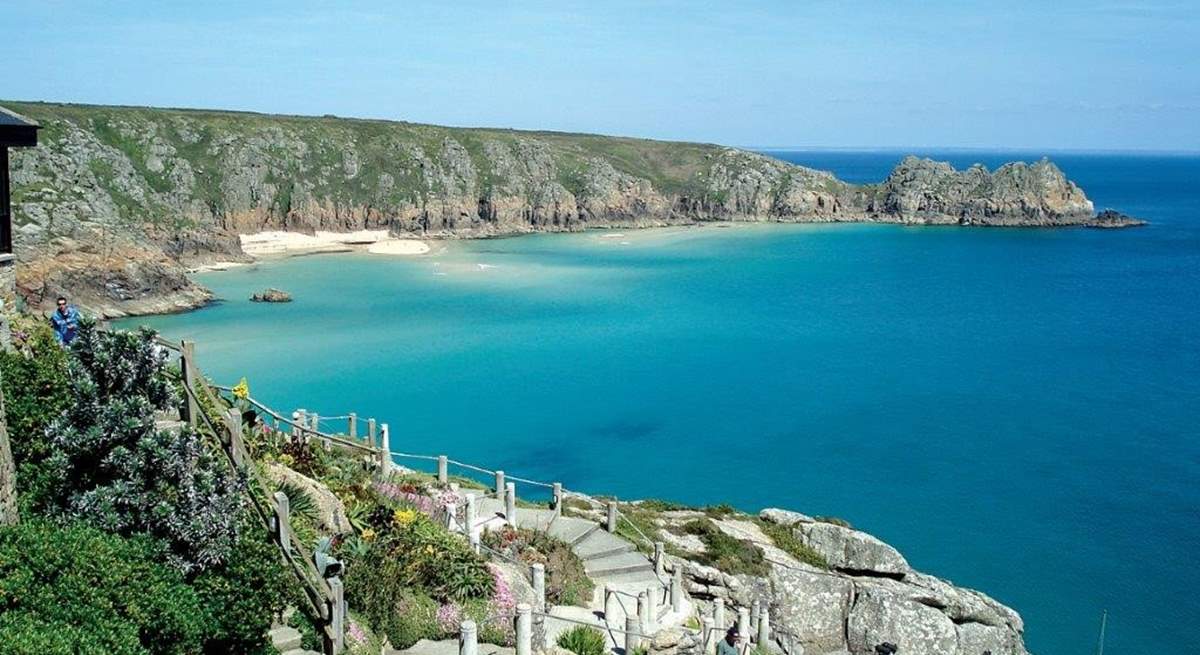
left=42, top=322, right=244, bottom=572
left=682, top=518, right=768, bottom=576
left=192, top=521, right=292, bottom=653
left=0, top=517, right=291, bottom=655
left=347, top=506, right=496, bottom=647
left=0, top=520, right=206, bottom=655
left=0, top=324, right=71, bottom=513
left=638, top=498, right=691, bottom=512
left=756, top=520, right=829, bottom=570
left=556, top=625, right=607, bottom=655
left=365, top=508, right=493, bottom=601
left=703, top=503, right=738, bottom=518
left=351, top=586, right=439, bottom=649
left=482, top=526, right=593, bottom=606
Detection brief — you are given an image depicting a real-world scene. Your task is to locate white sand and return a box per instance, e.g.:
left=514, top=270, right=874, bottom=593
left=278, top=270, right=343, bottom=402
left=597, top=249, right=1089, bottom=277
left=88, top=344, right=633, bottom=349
left=238, top=230, right=428, bottom=257
left=367, top=239, right=431, bottom=255
left=188, top=261, right=248, bottom=273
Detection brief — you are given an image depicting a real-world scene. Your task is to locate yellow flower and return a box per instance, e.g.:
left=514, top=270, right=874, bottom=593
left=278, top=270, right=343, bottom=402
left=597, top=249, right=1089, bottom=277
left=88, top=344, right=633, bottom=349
left=232, top=377, right=250, bottom=400
left=393, top=509, right=417, bottom=526
left=361, top=528, right=377, bottom=542
left=424, top=545, right=434, bottom=555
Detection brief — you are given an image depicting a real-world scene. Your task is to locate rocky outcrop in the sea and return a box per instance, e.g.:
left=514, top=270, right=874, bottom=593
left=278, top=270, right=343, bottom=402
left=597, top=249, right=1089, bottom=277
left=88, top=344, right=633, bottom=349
left=869, top=155, right=1096, bottom=225
left=4, top=101, right=1140, bottom=316
left=1087, top=209, right=1146, bottom=228
left=250, top=288, right=292, bottom=303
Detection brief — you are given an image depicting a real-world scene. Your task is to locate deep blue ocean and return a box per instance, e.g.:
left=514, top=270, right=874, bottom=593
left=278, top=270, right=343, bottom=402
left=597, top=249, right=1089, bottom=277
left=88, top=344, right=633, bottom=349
left=119, top=150, right=1200, bottom=654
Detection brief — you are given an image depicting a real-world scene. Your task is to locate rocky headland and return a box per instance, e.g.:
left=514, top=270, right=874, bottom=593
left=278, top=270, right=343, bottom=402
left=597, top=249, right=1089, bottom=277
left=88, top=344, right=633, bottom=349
left=5, top=101, right=1139, bottom=317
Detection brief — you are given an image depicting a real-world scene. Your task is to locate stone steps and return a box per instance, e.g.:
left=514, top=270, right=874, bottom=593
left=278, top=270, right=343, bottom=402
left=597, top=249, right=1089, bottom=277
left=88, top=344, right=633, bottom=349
left=463, top=492, right=691, bottom=655
left=584, top=550, right=656, bottom=578
left=269, top=625, right=302, bottom=653
left=574, top=529, right=636, bottom=561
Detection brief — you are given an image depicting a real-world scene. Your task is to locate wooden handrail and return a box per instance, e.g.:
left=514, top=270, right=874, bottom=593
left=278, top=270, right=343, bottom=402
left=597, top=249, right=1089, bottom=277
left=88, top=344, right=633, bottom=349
left=176, top=349, right=338, bottom=651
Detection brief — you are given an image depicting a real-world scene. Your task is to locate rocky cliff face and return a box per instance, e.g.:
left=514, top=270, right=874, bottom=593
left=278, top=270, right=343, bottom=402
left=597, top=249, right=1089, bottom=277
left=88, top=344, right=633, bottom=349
left=4, top=101, right=1128, bottom=316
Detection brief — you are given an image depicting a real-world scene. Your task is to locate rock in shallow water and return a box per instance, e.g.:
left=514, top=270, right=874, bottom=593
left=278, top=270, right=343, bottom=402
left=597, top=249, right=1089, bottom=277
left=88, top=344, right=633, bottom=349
left=1086, top=209, right=1147, bottom=228
left=251, top=288, right=293, bottom=303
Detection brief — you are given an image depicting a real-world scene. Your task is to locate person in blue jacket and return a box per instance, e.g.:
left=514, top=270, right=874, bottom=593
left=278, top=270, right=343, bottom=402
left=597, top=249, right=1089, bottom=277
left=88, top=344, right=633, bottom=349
left=50, top=296, right=81, bottom=345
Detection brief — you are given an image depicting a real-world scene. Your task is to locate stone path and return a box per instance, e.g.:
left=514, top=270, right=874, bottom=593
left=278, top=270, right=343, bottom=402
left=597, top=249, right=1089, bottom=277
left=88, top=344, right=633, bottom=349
left=269, top=624, right=320, bottom=655
left=469, top=498, right=693, bottom=653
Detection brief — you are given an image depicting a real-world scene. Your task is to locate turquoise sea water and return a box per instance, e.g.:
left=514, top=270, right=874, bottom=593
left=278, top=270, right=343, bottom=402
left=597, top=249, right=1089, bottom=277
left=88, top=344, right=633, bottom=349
left=119, top=151, right=1200, bottom=654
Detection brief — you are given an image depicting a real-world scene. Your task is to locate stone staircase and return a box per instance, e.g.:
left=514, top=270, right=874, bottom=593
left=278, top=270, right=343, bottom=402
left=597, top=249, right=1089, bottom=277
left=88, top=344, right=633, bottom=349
left=473, top=498, right=661, bottom=589
left=470, top=497, right=692, bottom=653
left=269, top=624, right=320, bottom=655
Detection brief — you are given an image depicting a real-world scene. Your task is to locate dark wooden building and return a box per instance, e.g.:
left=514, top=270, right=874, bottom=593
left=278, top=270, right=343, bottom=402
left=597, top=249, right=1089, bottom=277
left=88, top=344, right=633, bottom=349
left=0, top=106, right=39, bottom=256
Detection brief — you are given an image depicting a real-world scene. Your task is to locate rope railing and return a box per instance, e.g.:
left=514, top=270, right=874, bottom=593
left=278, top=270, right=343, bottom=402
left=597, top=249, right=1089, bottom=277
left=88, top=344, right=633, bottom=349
left=504, top=474, right=554, bottom=489
left=447, top=460, right=495, bottom=476
left=214, top=386, right=379, bottom=456
left=533, top=610, right=649, bottom=638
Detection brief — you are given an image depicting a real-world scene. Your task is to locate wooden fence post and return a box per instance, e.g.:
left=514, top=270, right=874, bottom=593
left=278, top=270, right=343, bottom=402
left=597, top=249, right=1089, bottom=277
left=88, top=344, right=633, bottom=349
left=348, top=412, right=357, bottom=439
left=714, top=598, right=726, bottom=631
left=329, top=576, right=345, bottom=653
left=504, top=482, right=516, bottom=525
left=494, top=470, right=505, bottom=496
left=224, top=408, right=245, bottom=467
left=180, top=340, right=198, bottom=427
left=367, top=418, right=377, bottom=446
left=702, top=616, right=715, bottom=655
left=606, top=501, right=618, bottom=533
left=737, top=607, right=750, bottom=642
left=438, top=455, right=448, bottom=484
left=552, top=482, right=563, bottom=517
left=757, top=606, right=770, bottom=647
left=654, top=541, right=665, bottom=576
left=273, top=491, right=291, bottom=556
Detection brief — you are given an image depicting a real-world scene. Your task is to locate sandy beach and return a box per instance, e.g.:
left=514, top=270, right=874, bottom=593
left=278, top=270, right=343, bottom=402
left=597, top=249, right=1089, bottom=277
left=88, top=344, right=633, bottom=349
left=238, top=230, right=429, bottom=258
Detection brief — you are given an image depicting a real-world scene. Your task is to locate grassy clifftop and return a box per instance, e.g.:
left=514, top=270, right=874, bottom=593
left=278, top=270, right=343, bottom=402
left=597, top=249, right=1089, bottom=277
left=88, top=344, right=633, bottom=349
left=7, top=100, right=725, bottom=224
left=2, top=100, right=1105, bottom=317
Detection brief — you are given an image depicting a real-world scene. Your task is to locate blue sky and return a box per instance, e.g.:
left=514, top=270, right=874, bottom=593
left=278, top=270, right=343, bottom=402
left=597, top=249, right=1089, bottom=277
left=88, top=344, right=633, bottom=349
left=4, top=1, right=1198, bottom=150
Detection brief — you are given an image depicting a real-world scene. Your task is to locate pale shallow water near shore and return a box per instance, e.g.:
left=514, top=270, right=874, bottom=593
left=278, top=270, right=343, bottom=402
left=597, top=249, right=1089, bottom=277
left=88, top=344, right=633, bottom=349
left=120, top=151, right=1200, bottom=655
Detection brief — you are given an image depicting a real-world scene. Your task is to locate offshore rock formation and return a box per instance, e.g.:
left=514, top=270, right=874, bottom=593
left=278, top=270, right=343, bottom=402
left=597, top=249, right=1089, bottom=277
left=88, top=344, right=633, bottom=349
left=250, top=288, right=292, bottom=303
left=4, top=101, right=1134, bottom=316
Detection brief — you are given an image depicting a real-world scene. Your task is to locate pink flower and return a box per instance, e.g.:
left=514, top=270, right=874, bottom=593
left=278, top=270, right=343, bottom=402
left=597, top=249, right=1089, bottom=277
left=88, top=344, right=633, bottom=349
left=347, top=621, right=368, bottom=647
left=437, top=603, right=463, bottom=633
left=488, top=563, right=516, bottom=614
